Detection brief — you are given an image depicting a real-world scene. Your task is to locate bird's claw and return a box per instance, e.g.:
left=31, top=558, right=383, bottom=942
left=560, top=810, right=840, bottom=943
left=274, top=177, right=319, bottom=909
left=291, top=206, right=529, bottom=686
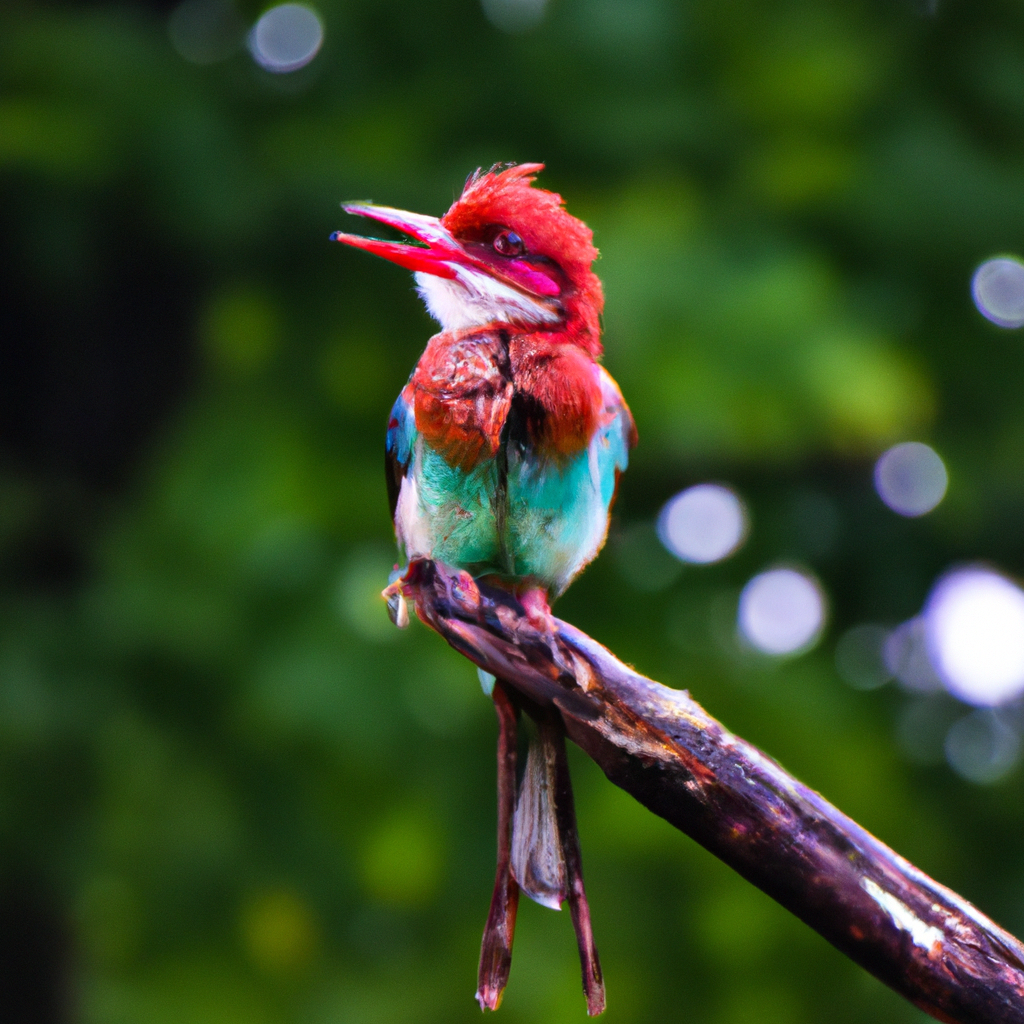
left=384, top=560, right=482, bottom=627
left=518, top=587, right=578, bottom=679
left=382, top=576, right=410, bottom=628
left=442, top=567, right=481, bottom=616
left=519, top=587, right=555, bottom=632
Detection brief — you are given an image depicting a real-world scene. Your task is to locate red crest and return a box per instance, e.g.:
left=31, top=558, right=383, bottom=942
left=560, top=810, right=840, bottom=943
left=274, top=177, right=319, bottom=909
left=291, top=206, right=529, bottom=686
left=442, top=164, right=604, bottom=353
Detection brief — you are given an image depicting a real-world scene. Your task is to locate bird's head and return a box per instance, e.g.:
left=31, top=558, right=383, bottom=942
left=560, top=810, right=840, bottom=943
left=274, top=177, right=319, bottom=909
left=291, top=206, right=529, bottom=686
left=332, top=164, right=604, bottom=355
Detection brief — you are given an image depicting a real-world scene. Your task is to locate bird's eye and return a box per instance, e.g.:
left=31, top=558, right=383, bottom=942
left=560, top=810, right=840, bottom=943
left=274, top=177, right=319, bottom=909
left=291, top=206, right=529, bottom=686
left=492, top=230, right=525, bottom=257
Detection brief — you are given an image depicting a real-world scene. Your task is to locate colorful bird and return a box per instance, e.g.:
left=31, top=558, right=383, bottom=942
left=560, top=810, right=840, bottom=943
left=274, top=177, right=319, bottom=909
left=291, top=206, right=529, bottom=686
left=332, top=163, right=636, bottom=1015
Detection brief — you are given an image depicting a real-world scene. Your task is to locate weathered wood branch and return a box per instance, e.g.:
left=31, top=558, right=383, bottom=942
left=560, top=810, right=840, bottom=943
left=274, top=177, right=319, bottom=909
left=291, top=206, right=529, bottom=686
left=397, top=559, right=1024, bottom=1024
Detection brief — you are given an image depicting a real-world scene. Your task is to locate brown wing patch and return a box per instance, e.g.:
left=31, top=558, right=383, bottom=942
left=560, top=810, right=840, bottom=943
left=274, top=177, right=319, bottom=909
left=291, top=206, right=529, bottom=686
left=412, top=332, right=513, bottom=471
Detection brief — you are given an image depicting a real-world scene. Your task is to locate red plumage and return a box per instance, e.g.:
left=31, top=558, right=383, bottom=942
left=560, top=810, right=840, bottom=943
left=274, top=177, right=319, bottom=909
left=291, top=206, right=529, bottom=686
left=411, top=333, right=512, bottom=471
left=442, top=164, right=605, bottom=355
left=411, top=331, right=606, bottom=470
left=508, top=338, right=602, bottom=458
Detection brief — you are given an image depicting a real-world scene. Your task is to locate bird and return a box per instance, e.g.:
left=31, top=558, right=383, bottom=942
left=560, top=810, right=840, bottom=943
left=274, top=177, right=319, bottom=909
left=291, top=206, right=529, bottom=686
left=332, top=163, right=636, bottom=1016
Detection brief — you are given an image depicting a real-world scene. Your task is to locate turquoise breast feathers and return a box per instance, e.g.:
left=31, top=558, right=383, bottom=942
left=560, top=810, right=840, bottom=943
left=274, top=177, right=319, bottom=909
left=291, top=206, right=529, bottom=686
left=386, top=350, right=632, bottom=597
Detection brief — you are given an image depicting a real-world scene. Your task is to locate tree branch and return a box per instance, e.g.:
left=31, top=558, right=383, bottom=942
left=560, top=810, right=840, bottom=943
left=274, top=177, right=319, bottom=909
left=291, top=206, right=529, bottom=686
left=396, top=559, right=1024, bottom=1024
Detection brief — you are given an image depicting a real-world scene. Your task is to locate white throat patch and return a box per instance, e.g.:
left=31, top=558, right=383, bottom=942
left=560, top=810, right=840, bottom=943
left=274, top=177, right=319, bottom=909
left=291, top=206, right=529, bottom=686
left=415, top=266, right=561, bottom=332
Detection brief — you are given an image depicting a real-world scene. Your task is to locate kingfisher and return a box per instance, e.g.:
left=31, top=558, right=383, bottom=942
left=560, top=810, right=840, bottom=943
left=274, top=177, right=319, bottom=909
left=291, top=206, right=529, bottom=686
left=332, top=164, right=635, bottom=1015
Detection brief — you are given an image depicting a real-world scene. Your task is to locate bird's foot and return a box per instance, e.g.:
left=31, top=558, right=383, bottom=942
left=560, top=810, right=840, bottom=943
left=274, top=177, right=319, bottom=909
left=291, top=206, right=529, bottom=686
left=382, top=567, right=410, bottom=628
left=519, top=587, right=555, bottom=633
left=383, top=560, right=483, bottom=629
left=518, top=587, right=579, bottom=681
left=443, top=566, right=481, bottom=615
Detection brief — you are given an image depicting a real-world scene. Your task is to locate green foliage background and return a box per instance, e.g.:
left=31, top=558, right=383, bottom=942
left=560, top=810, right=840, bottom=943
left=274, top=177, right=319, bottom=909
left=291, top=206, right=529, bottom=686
left=3, top=0, right=1024, bottom=1020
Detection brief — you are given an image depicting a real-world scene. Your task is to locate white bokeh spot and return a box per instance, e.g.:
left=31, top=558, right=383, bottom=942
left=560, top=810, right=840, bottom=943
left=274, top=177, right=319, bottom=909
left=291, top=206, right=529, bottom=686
left=874, top=442, right=948, bottom=518
left=249, top=3, right=323, bottom=73
left=658, top=484, right=748, bottom=565
left=972, top=257, right=1024, bottom=329
left=924, top=567, right=1024, bottom=706
left=738, top=568, right=826, bottom=656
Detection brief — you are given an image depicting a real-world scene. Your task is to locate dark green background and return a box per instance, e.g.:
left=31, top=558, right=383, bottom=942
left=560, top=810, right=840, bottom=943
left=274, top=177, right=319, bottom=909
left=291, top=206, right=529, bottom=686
left=3, top=0, right=1024, bottom=1020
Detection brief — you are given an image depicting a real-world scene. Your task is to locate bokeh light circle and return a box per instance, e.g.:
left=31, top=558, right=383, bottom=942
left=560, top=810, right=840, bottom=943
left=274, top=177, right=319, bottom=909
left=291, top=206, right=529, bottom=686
left=657, top=484, right=748, bottom=565
left=873, top=442, right=947, bottom=517
left=972, top=257, right=1024, bottom=329
left=924, top=567, right=1024, bottom=706
left=883, top=617, right=943, bottom=692
left=835, top=623, right=891, bottom=690
left=944, top=709, right=1021, bottom=784
left=249, top=3, right=323, bottom=73
left=738, top=568, right=826, bottom=656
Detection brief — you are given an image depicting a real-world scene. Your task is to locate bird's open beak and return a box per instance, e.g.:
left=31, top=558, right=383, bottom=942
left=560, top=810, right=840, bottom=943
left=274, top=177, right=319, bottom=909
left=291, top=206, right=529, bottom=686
left=331, top=203, right=463, bottom=280
left=333, top=201, right=563, bottom=310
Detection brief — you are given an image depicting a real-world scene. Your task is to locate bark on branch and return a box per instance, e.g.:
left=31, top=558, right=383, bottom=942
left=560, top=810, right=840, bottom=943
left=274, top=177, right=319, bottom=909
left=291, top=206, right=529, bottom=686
left=397, top=558, right=1024, bottom=1024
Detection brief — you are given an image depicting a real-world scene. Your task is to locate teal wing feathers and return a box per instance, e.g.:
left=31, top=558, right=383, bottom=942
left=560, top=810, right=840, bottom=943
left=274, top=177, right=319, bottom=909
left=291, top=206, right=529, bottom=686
left=594, top=365, right=636, bottom=509
left=506, top=365, right=636, bottom=595
left=385, top=384, right=416, bottom=521
left=387, top=378, right=503, bottom=571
